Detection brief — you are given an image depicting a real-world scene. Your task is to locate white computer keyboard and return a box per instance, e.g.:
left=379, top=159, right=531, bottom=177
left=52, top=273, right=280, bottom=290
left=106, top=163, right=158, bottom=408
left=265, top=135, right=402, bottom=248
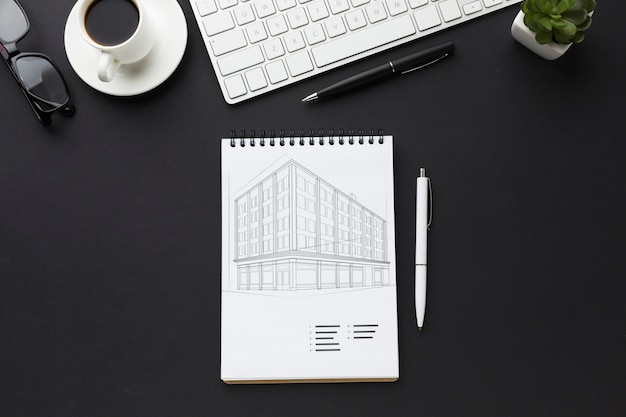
left=189, top=0, right=522, bottom=104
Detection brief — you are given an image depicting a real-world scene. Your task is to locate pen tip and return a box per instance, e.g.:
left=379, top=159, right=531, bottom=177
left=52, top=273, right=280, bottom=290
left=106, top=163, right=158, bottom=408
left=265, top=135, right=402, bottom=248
left=418, top=326, right=423, bottom=332
left=302, top=93, right=318, bottom=102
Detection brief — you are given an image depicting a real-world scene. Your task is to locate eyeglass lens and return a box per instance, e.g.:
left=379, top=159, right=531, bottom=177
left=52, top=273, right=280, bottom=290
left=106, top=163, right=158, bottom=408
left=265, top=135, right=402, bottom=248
left=15, top=56, right=69, bottom=109
left=0, top=0, right=28, bottom=43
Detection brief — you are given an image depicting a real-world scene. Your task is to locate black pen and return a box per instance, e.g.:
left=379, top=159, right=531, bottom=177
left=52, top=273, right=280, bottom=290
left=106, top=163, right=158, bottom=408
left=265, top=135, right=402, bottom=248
left=302, top=41, right=455, bottom=102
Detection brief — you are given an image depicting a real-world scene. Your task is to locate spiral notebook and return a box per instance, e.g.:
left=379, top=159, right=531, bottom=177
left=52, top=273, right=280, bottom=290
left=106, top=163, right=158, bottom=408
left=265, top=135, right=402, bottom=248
left=221, top=131, right=398, bottom=384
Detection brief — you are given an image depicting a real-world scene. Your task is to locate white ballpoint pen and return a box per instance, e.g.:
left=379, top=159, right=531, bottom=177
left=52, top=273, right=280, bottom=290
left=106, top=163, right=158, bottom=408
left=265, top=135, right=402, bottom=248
left=415, top=168, right=431, bottom=331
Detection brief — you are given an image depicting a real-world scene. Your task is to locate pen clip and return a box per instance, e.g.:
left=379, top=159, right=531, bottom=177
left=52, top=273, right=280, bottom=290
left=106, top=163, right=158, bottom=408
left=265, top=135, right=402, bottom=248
left=401, top=53, right=450, bottom=75
left=427, top=177, right=433, bottom=229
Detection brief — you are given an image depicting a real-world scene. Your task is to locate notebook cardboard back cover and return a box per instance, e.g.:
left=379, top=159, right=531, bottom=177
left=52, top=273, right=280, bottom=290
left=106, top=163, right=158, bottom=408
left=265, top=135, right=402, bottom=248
left=220, top=135, right=398, bottom=383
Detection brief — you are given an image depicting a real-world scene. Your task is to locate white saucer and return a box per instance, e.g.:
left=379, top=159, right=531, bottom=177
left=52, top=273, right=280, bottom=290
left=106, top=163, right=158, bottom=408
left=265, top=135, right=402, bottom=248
left=64, top=0, right=187, bottom=96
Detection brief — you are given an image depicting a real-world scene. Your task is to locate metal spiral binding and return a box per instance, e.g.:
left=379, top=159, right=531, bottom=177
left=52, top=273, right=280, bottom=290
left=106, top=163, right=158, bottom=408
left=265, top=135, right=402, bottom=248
left=230, top=129, right=385, bottom=146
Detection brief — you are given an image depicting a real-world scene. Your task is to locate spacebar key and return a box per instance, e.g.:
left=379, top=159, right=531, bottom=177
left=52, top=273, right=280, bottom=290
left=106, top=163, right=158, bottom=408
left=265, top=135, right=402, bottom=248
left=311, top=15, right=416, bottom=67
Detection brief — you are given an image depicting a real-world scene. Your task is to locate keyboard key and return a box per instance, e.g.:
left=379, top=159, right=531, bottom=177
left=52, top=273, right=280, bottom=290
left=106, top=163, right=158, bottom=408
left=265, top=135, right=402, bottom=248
left=414, top=6, right=441, bottom=31
left=263, top=38, right=286, bottom=59
left=284, top=30, right=306, bottom=52
left=254, top=0, right=277, bottom=18
left=346, top=9, right=367, bottom=30
left=463, top=1, right=482, bottom=14
left=210, top=29, right=248, bottom=55
left=246, top=22, right=268, bottom=43
left=224, top=75, right=247, bottom=98
left=325, top=16, right=347, bottom=37
left=307, top=0, right=330, bottom=21
left=328, top=0, right=350, bottom=14
left=287, top=8, right=309, bottom=28
left=276, top=0, right=297, bottom=11
left=286, top=51, right=314, bottom=76
left=233, top=3, right=255, bottom=25
left=266, top=60, right=289, bottom=83
left=304, top=23, right=326, bottom=45
left=385, top=0, right=408, bottom=16
left=245, top=67, right=268, bottom=91
left=218, top=0, right=238, bottom=8
left=484, top=0, right=503, bottom=7
left=196, top=0, right=218, bottom=16
left=351, top=0, right=369, bottom=6
left=217, top=46, right=265, bottom=75
left=267, top=15, right=289, bottom=36
left=203, top=11, right=236, bottom=36
left=311, top=15, right=416, bottom=67
left=408, top=0, right=427, bottom=8
left=439, top=0, right=462, bottom=22
left=366, top=2, right=388, bottom=23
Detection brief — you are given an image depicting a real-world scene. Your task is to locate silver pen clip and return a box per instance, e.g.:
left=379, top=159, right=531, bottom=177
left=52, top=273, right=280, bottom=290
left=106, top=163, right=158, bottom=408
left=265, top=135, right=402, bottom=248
left=401, top=53, right=451, bottom=75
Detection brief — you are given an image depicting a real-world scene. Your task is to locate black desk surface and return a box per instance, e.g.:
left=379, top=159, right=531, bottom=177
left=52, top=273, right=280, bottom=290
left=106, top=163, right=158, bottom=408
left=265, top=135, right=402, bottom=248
left=2, top=1, right=625, bottom=416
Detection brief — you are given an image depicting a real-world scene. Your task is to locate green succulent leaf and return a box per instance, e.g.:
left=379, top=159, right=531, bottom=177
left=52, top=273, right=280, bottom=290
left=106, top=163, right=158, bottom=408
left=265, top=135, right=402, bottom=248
left=562, top=9, right=587, bottom=25
left=535, top=30, right=554, bottom=44
left=539, top=0, right=555, bottom=14
left=538, top=16, right=554, bottom=31
left=528, top=13, right=546, bottom=32
left=550, top=18, right=565, bottom=28
left=577, top=15, right=593, bottom=31
left=571, top=31, right=585, bottom=43
left=556, top=0, right=577, bottom=14
left=555, top=19, right=577, bottom=36
left=576, top=0, right=596, bottom=13
left=527, top=0, right=539, bottom=9
left=587, top=0, right=596, bottom=12
left=569, top=0, right=583, bottom=11
left=522, top=0, right=533, bottom=13
left=553, top=31, right=570, bottom=43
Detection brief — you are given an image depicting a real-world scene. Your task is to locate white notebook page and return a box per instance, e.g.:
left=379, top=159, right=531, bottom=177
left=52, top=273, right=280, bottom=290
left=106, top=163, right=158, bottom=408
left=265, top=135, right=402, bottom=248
left=220, top=135, right=398, bottom=383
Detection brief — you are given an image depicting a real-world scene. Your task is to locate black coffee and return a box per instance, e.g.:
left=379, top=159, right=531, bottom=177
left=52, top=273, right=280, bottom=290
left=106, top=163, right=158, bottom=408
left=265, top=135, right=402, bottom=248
left=85, top=0, right=139, bottom=46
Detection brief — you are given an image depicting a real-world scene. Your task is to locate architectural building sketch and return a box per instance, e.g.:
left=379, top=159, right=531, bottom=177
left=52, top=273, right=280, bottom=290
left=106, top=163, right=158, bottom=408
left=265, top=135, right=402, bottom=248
left=232, top=159, right=390, bottom=291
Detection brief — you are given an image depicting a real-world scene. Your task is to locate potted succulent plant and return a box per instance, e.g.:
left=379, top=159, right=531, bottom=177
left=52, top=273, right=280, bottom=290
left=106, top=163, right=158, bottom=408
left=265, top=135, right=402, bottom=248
left=511, top=0, right=596, bottom=60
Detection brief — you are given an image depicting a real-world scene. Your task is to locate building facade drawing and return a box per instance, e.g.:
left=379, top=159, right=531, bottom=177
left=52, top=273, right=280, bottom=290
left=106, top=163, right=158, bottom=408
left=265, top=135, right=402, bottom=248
left=233, top=160, right=390, bottom=291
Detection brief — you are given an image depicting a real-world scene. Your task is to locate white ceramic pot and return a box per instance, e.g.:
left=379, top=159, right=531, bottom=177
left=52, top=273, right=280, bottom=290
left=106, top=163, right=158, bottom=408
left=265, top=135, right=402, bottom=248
left=511, top=10, right=571, bottom=60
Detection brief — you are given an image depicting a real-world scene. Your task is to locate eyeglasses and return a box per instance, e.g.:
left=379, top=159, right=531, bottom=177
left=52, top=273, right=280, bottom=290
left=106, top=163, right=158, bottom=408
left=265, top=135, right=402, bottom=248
left=0, top=0, right=75, bottom=126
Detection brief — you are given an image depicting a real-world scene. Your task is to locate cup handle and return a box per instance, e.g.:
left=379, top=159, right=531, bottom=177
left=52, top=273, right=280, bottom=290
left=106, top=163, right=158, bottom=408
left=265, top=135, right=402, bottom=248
left=97, top=51, right=121, bottom=82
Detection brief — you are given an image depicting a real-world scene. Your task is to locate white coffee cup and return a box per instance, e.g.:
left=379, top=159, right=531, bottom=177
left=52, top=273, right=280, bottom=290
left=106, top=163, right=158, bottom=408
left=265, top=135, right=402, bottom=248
left=76, top=0, right=156, bottom=82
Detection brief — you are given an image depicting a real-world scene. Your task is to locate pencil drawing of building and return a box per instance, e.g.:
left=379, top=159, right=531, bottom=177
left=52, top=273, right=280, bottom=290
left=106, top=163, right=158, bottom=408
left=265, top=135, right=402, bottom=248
left=233, top=160, right=390, bottom=291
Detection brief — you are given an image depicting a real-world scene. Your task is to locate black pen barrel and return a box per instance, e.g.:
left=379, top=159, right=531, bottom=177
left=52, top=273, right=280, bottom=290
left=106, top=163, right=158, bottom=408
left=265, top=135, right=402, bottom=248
left=316, top=63, right=393, bottom=99
left=391, top=41, right=455, bottom=73
left=308, top=41, right=455, bottom=101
